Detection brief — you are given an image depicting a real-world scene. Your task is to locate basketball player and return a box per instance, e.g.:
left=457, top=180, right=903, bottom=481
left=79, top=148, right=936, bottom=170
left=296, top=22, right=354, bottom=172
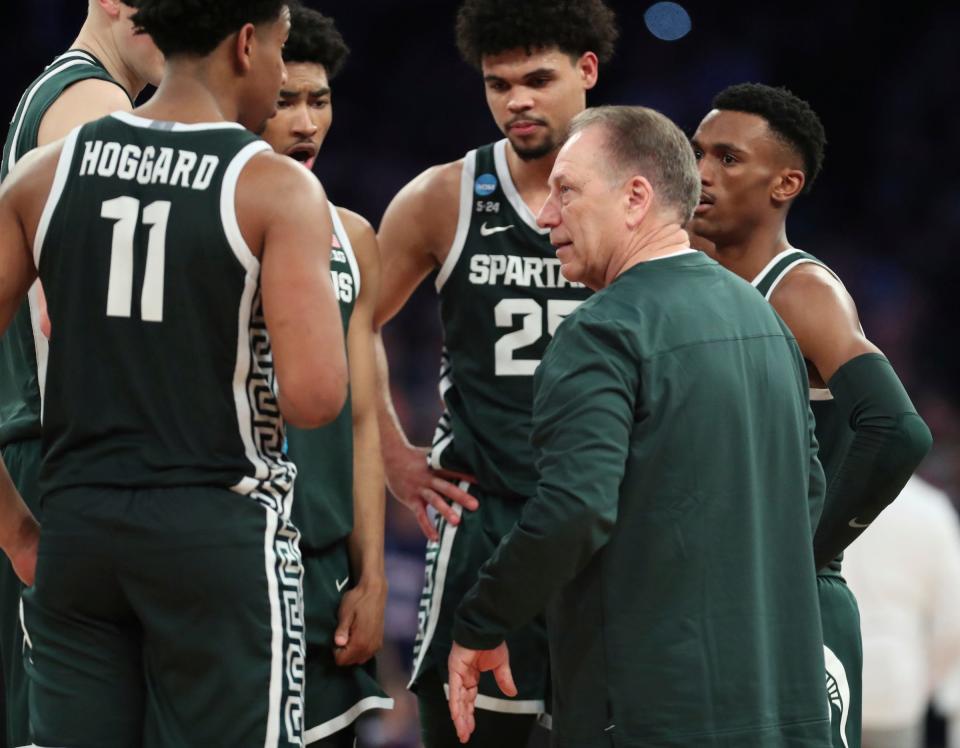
left=0, top=3, right=162, bottom=745
left=690, top=82, right=933, bottom=748
left=374, top=1, right=618, bottom=744
left=261, top=6, right=393, bottom=745
left=0, top=1, right=347, bottom=744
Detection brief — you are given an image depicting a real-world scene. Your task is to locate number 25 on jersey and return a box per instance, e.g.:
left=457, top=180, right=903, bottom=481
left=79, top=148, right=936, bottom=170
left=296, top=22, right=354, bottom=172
left=495, top=298, right=580, bottom=376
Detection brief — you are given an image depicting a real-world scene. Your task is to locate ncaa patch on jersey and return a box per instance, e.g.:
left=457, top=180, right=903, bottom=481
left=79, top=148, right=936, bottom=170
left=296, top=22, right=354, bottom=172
left=474, top=173, right=497, bottom=197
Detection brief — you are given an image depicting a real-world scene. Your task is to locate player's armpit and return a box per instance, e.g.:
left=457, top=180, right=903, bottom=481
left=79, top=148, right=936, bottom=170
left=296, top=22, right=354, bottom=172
left=812, top=353, right=932, bottom=568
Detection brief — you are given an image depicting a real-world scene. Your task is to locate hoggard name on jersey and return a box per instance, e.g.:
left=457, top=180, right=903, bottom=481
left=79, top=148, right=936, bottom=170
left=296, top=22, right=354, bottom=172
left=79, top=139, right=219, bottom=191
left=468, top=254, right=585, bottom=289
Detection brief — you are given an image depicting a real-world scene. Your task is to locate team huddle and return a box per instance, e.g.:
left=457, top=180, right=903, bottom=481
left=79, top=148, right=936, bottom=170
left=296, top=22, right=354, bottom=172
left=0, top=1, right=932, bottom=747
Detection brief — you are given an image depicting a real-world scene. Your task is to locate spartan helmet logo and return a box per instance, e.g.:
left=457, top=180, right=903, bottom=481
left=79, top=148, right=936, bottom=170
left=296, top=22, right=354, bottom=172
left=823, top=646, right=850, bottom=748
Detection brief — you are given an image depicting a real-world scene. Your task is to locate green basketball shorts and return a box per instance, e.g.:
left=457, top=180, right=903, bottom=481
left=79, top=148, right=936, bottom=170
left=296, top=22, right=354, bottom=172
left=300, top=539, right=392, bottom=745
left=410, top=483, right=549, bottom=714
left=23, top=485, right=305, bottom=747
left=819, top=573, right=863, bottom=748
left=0, top=438, right=41, bottom=748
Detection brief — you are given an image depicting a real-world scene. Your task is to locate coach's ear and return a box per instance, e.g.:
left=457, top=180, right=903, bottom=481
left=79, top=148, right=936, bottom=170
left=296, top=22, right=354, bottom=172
left=234, top=23, right=258, bottom=74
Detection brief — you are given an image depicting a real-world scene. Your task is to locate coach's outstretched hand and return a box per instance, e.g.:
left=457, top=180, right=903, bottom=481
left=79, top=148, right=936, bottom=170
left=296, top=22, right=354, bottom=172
left=383, top=443, right=478, bottom=542
left=448, top=641, right=516, bottom=744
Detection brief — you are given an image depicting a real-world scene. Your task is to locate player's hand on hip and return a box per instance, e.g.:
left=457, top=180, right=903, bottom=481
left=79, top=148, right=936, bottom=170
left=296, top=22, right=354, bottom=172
left=384, top=444, right=478, bottom=542
left=448, top=641, right=517, bottom=743
left=333, top=574, right=388, bottom=667
left=7, top=516, right=40, bottom=587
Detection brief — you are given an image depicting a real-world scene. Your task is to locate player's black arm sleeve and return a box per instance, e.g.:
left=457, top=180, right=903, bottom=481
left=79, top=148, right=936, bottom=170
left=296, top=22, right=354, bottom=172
left=452, top=314, right=638, bottom=650
left=812, top=352, right=933, bottom=568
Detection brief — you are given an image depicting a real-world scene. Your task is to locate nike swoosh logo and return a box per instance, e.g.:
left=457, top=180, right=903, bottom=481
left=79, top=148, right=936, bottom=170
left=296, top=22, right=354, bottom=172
left=336, top=576, right=349, bottom=592
left=480, top=222, right=515, bottom=237
left=848, top=518, right=870, bottom=529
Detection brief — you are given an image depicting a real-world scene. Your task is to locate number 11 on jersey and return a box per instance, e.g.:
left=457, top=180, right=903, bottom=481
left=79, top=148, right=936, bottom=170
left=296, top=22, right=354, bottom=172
left=101, top=196, right=171, bottom=322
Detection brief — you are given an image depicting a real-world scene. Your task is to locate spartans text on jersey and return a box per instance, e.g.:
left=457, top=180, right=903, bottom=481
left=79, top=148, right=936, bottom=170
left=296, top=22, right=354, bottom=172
left=468, top=254, right=585, bottom=289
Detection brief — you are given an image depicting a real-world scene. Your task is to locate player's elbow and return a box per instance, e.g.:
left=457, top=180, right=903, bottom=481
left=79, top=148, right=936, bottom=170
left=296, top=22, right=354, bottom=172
left=891, top=412, right=934, bottom=473
left=280, top=364, right=349, bottom=429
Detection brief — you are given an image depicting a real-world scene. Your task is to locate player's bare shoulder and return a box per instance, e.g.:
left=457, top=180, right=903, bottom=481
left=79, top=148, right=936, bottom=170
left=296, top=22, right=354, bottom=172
left=770, top=259, right=877, bottom=383
left=771, top=261, right=859, bottom=329
left=336, top=206, right=375, bottom=249
left=0, top=139, right=67, bottom=244
left=380, top=157, right=465, bottom=266
left=235, top=151, right=328, bottom=258
left=38, top=80, right=132, bottom=145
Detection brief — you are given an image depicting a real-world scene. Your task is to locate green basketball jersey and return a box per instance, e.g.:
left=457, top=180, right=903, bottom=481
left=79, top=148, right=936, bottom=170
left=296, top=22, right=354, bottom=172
left=35, top=111, right=296, bottom=517
left=753, top=248, right=855, bottom=574
left=286, top=203, right=360, bottom=551
left=0, top=50, right=130, bottom=448
left=430, top=140, right=591, bottom=498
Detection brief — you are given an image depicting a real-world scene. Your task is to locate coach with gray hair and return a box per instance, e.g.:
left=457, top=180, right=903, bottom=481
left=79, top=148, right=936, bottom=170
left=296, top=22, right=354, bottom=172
left=447, top=106, right=832, bottom=747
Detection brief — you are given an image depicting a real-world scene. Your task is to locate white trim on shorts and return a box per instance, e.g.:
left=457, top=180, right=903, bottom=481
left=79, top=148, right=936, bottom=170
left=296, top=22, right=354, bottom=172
left=408, top=500, right=464, bottom=685
left=824, top=644, right=852, bottom=748
left=442, top=683, right=545, bottom=716
left=303, top=696, right=395, bottom=744
left=263, top=510, right=284, bottom=748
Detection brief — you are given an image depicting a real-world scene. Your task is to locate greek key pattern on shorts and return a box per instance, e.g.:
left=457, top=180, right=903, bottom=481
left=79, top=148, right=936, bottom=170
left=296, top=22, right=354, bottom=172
left=428, top=348, right=455, bottom=470
left=277, top=519, right=306, bottom=744
left=246, top=291, right=296, bottom=517
left=412, top=533, right=441, bottom=662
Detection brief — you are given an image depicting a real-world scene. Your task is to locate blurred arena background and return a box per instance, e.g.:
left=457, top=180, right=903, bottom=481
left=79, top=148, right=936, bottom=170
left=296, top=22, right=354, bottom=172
left=2, top=2, right=958, bottom=746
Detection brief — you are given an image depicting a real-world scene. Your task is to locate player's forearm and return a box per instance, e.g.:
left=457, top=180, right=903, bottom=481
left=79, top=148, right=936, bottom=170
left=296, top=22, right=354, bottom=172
left=812, top=353, right=932, bottom=568
left=374, top=331, right=417, bottom=460
left=348, top=410, right=387, bottom=583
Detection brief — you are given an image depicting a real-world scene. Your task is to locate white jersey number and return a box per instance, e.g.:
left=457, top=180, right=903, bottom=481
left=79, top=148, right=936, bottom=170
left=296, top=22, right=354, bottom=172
left=101, top=197, right=170, bottom=322
left=494, top=298, right=581, bottom=376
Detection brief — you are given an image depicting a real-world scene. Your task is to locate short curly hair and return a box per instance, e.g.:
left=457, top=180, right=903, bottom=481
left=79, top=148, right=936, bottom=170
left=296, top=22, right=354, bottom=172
left=283, top=5, right=349, bottom=79
left=713, top=83, right=827, bottom=193
left=455, top=0, right=618, bottom=69
left=129, top=0, right=288, bottom=58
